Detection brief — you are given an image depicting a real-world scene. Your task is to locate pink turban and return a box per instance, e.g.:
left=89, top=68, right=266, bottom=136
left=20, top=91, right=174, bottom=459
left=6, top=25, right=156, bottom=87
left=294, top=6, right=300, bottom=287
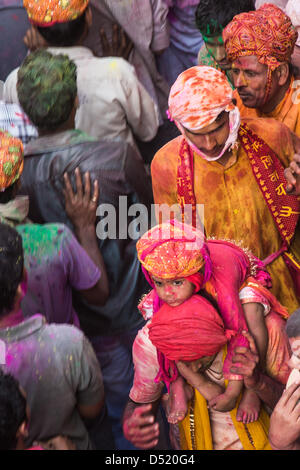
left=167, top=65, right=235, bottom=131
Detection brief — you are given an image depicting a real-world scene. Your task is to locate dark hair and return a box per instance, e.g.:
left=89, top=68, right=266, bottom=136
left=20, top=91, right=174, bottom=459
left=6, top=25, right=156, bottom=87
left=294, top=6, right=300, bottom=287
left=195, top=0, right=255, bottom=37
left=286, top=309, right=300, bottom=338
left=17, top=49, right=77, bottom=131
left=37, top=9, right=87, bottom=47
left=0, top=181, right=19, bottom=204
left=0, top=223, right=24, bottom=316
left=0, top=372, right=27, bottom=450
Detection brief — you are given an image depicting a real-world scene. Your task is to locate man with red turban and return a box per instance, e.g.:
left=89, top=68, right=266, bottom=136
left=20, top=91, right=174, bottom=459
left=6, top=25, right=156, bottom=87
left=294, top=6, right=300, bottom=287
left=223, top=3, right=300, bottom=136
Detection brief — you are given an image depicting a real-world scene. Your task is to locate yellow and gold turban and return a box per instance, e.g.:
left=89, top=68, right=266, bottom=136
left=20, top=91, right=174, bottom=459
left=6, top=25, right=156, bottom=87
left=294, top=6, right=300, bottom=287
left=136, top=220, right=206, bottom=279
left=0, top=130, right=24, bottom=192
left=24, top=0, right=89, bottom=27
left=223, top=3, right=298, bottom=70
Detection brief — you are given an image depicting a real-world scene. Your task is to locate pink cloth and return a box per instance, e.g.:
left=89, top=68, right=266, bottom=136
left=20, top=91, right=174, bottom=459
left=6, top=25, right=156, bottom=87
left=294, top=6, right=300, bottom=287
left=148, top=295, right=231, bottom=360
left=139, top=237, right=274, bottom=381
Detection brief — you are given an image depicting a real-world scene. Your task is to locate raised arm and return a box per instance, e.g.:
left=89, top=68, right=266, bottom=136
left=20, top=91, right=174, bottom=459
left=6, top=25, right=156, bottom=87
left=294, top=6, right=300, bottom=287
left=63, top=168, right=109, bottom=305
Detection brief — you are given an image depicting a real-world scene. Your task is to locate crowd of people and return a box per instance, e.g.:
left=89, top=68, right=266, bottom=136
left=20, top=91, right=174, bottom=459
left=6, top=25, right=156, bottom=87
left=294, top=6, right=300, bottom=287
left=1, top=0, right=300, bottom=452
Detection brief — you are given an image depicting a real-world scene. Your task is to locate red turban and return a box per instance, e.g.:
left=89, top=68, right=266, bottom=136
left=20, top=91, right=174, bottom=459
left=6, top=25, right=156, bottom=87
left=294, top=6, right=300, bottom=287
left=223, top=3, right=298, bottom=70
left=148, top=295, right=230, bottom=362
left=24, top=0, right=89, bottom=27
left=0, top=130, right=23, bottom=192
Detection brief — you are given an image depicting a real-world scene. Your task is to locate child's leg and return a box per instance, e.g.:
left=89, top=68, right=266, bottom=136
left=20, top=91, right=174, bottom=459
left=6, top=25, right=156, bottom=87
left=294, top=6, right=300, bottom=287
left=209, top=379, right=242, bottom=412
left=236, top=389, right=261, bottom=423
left=167, top=376, right=193, bottom=424
left=264, top=311, right=291, bottom=384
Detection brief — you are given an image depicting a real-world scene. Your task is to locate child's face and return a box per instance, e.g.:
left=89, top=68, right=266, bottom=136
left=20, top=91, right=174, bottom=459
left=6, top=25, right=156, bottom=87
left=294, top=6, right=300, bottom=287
left=288, top=337, right=300, bottom=370
left=152, top=276, right=195, bottom=307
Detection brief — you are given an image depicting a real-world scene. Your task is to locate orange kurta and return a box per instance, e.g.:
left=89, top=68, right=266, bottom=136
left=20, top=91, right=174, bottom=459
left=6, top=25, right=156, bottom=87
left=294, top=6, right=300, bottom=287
left=151, top=117, right=300, bottom=313
left=235, top=77, right=300, bottom=136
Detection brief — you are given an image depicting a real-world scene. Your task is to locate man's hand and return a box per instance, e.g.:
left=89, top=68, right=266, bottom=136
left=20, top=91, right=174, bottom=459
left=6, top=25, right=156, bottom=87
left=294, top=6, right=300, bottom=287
left=99, top=24, right=133, bottom=60
left=123, top=404, right=160, bottom=449
left=63, top=168, right=99, bottom=232
left=23, top=27, right=47, bottom=51
left=269, top=382, right=300, bottom=450
left=230, top=331, right=261, bottom=390
left=284, top=153, right=300, bottom=195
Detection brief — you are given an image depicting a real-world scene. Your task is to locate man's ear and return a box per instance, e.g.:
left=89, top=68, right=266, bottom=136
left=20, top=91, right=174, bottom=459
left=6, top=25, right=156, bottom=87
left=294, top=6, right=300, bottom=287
left=16, top=420, right=28, bottom=439
left=275, top=62, right=290, bottom=86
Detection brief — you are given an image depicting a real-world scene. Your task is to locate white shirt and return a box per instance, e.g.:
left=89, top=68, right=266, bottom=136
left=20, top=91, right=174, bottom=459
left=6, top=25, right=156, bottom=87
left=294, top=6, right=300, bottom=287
left=4, top=46, right=160, bottom=156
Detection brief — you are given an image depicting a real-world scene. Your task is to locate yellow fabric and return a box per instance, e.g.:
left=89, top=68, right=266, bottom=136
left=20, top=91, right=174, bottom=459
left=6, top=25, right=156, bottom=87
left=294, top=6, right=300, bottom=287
left=151, top=117, right=300, bottom=314
left=179, top=388, right=214, bottom=450
left=235, top=78, right=300, bottom=137
left=178, top=347, right=272, bottom=450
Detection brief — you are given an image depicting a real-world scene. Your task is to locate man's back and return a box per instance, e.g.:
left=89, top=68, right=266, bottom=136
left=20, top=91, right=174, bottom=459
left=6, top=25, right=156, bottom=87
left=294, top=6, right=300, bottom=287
left=4, top=49, right=159, bottom=156
left=0, top=315, right=104, bottom=449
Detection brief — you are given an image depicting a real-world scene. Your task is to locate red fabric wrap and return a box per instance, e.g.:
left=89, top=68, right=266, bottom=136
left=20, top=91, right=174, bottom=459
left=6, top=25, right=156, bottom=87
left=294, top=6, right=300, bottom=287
left=148, top=295, right=229, bottom=361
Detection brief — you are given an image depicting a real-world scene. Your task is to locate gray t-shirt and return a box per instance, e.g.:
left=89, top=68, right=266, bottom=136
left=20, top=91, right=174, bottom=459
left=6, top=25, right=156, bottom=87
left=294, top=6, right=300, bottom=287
left=0, top=315, right=104, bottom=449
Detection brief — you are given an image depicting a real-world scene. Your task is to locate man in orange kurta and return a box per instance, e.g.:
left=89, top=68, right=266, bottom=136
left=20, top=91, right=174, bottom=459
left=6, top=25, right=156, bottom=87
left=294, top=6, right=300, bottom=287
left=151, top=65, right=300, bottom=314
left=222, top=4, right=300, bottom=136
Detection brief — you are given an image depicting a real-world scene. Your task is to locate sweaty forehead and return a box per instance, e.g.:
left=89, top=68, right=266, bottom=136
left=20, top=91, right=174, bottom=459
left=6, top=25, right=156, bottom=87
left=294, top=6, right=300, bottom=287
left=232, top=55, right=267, bottom=71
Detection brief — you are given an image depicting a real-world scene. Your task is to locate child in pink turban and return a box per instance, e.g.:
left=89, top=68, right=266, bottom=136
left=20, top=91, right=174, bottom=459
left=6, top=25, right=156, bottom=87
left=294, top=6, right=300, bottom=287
left=135, top=219, right=291, bottom=425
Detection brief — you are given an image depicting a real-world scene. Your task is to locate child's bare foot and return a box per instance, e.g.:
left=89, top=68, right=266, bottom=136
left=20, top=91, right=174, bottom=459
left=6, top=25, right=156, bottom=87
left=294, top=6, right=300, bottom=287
left=209, top=392, right=237, bottom=412
left=236, top=389, right=261, bottom=424
left=168, top=378, right=193, bottom=424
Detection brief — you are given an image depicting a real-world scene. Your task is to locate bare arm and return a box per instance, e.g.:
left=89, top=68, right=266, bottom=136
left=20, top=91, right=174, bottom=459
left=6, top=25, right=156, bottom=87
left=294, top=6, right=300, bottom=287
left=243, top=302, right=268, bottom=370
left=64, top=168, right=109, bottom=306
left=122, top=399, right=161, bottom=449
left=176, top=361, right=224, bottom=401
left=77, top=397, right=105, bottom=421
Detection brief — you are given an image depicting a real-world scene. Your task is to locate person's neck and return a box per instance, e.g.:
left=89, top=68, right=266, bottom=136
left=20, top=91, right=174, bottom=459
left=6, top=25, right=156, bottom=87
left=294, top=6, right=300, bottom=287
left=258, top=75, right=292, bottom=114
left=216, top=148, right=234, bottom=167
left=38, top=120, right=74, bottom=137
left=0, top=309, right=24, bottom=329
